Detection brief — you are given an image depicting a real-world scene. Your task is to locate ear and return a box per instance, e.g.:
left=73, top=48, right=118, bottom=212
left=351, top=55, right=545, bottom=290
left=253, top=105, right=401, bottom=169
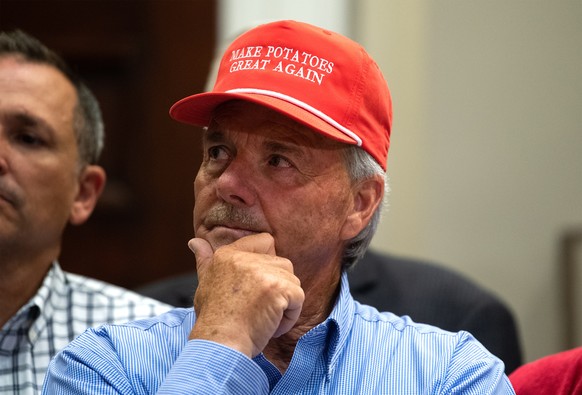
left=69, top=165, right=107, bottom=226
left=339, top=174, right=384, bottom=241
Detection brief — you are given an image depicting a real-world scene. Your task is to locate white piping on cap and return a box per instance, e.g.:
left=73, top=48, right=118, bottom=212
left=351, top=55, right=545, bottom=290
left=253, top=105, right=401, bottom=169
left=225, top=88, right=363, bottom=146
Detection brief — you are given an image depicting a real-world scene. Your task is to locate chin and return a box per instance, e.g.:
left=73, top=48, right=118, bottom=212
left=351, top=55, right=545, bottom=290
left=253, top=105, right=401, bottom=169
left=210, top=227, right=261, bottom=247
left=205, top=233, right=241, bottom=251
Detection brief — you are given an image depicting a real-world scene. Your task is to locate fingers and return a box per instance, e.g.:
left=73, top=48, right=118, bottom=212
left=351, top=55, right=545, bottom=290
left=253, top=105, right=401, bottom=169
left=188, top=233, right=279, bottom=276
left=188, top=237, right=213, bottom=275
left=228, top=232, right=277, bottom=256
left=187, top=232, right=304, bottom=357
left=273, top=286, right=305, bottom=338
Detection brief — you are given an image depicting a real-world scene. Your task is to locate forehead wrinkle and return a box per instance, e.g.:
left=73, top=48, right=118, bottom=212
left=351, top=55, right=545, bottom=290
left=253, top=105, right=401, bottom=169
left=208, top=101, right=346, bottom=155
left=207, top=113, right=304, bottom=148
left=259, top=115, right=329, bottom=148
left=263, top=139, right=301, bottom=154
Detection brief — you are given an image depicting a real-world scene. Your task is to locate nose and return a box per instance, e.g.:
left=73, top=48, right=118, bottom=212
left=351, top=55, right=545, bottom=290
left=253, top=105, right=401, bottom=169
left=215, top=157, right=257, bottom=207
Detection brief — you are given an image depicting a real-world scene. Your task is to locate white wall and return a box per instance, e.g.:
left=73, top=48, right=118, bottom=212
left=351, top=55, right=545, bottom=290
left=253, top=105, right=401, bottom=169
left=217, top=0, right=353, bottom=45
left=216, top=0, right=582, bottom=363
left=359, top=0, right=582, bottom=363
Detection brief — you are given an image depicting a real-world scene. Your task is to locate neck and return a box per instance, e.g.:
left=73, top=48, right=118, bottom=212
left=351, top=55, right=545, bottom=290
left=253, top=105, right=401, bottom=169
left=0, top=251, right=54, bottom=328
left=264, top=267, right=342, bottom=373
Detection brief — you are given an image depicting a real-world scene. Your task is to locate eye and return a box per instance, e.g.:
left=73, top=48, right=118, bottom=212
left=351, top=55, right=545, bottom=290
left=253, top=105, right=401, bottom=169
left=208, top=145, right=229, bottom=161
left=15, top=130, right=45, bottom=147
left=267, top=155, right=293, bottom=168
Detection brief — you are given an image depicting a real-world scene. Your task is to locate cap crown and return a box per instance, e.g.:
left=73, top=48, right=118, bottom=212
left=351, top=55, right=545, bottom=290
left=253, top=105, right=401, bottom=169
left=170, top=20, right=392, bottom=170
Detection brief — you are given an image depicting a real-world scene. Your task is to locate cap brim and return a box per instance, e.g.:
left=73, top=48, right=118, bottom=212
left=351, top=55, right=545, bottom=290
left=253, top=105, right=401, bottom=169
left=169, top=92, right=358, bottom=146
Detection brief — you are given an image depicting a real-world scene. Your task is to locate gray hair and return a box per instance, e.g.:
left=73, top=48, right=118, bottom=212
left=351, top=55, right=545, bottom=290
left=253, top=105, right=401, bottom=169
left=341, top=146, right=389, bottom=270
left=0, top=29, right=104, bottom=166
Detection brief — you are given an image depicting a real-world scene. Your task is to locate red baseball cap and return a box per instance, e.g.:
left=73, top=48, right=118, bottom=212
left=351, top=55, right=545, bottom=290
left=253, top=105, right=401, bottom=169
left=170, top=20, right=392, bottom=170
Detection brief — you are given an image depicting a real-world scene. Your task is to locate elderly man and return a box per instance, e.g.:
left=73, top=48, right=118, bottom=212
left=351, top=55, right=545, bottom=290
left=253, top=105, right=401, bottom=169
left=43, top=20, right=515, bottom=394
left=0, top=30, right=171, bottom=394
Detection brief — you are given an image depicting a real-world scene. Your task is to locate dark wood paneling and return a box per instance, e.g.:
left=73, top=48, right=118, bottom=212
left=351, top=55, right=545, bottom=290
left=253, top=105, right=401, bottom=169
left=1, top=0, right=215, bottom=288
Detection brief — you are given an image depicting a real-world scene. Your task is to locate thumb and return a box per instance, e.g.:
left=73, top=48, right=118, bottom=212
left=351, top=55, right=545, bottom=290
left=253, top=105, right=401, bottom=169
left=188, top=238, right=214, bottom=276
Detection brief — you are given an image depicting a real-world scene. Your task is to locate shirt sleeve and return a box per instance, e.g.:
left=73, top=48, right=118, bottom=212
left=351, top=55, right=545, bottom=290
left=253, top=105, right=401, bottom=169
left=41, top=330, right=139, bottom=394
left=156, top=340, right=269, bottom=394
left=439, top=331, right=516, bottom=395
left=41, top=329, right=270, bottom=394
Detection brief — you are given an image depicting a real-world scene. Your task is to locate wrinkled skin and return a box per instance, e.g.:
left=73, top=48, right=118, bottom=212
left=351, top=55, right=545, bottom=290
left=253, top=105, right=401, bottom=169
left=188, top=101, right=383, bottom=372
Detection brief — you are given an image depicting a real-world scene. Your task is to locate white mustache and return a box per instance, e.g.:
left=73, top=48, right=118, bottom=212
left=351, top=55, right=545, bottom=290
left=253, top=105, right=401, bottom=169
left=203, top=204, right=262, bottom=231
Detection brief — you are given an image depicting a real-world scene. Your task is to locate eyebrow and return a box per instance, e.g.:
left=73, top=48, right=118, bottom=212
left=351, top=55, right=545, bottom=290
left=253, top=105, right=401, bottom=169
left=203, top=125, right=306, bottom=159
left=202, top=129, right=225, bottom=143
left=11, top=110, right=54, bottom=134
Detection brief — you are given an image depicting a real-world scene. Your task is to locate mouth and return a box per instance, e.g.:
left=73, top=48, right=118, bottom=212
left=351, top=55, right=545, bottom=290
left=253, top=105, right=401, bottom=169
left=203, top=204, right=264, bottom=231
left=201, top=223, right=263, bottom=246
left=213, top=224, right=260, bottom=236
left=0, top=187, right=18, bottom=208
left=199, top=204, right=266, bottom=243
left=207, top=221, right=261, bottom=234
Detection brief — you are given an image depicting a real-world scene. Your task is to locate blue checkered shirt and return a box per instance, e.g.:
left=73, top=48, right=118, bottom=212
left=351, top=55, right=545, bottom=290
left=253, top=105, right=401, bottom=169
left=0, top=262, right=172, bottom=394
left=42, top=273, right=515, bottom=394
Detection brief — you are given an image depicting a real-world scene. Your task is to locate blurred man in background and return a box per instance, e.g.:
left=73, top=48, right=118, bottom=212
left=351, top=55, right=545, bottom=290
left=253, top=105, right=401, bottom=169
left=0, top=30, right=171, bottom=394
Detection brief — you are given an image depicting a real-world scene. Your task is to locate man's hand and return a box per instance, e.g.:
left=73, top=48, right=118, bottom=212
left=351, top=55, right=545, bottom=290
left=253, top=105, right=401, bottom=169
left=188, top=233, right=305, bottom=358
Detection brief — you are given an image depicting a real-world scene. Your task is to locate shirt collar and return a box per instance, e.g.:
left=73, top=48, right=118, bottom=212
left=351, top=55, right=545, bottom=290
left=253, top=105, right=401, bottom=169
left=29, top=262, right=65, bottom=342
left=252, top=272, right=355, bottom=387
left=301, top=271, right=355, bottom=378
left=0, top=262, right=63, bottom=352
left=324, top=272, right=355, bottom=373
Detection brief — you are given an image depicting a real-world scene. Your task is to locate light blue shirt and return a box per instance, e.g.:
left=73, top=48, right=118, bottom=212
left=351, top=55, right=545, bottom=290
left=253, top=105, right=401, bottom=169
left=42, top=274, right=515, bottom=394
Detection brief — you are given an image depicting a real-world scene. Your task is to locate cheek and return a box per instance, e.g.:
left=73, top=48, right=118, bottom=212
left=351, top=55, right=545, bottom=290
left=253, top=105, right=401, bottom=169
left=193, top=173, right=213, bottom=228
left=24, top=166, right=79, bottom=230
left=269, top=188, right=351, bottom=256
left=45, top=172, right=78, bottom=208
left=193, top=171, right=204, bottom=197
left=304, top=194, right=349, bottom=235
